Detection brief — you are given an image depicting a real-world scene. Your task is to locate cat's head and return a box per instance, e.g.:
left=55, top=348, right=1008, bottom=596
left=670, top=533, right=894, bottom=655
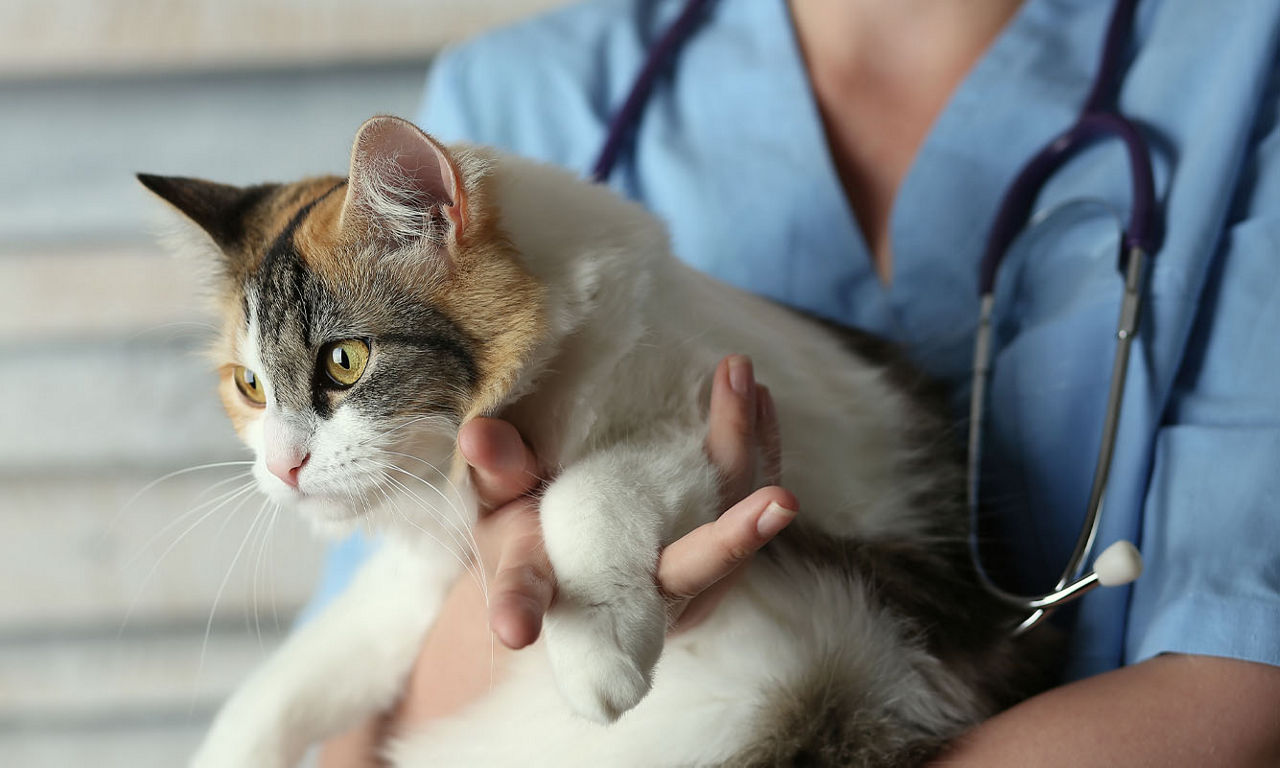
left=139, top=116, right=546, bottom=533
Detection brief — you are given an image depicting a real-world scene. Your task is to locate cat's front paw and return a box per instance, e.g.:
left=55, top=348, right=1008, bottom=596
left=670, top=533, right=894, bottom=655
left=544, top=584, right=665, bottom=724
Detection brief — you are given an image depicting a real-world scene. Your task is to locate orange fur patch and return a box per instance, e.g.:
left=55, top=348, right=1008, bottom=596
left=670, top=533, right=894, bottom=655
left=289, top=157, right=548, bottom=424
left=206, top=151, right=548, bottom=447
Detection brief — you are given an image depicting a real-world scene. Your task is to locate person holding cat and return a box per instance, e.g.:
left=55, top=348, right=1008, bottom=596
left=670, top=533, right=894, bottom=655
left=317, top=0, right=1280, bottom=764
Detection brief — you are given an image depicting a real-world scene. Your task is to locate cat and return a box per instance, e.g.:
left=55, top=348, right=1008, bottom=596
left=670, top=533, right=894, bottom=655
left=140, top=115, right=1055, bottom=767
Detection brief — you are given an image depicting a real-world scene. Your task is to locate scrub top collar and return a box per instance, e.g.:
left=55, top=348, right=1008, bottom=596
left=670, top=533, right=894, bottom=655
left=716, top=0, right=1121, bottom=384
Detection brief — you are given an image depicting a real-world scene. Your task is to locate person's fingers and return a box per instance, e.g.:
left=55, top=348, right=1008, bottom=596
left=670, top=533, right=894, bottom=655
left=457, top=417, right=541, bottom=510
left=705, top=355, right=758, bottom=505
left=757, top=384, right=783, bottom=485
left=658, top=485, right=797, bottom=605
left=486, top=497, right=556, bottom=649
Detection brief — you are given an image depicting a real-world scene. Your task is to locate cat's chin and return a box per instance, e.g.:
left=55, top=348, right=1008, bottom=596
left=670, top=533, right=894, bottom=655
left=305, top=515, right=362, bottom=540
left=289, top=495, right=365, bottom=539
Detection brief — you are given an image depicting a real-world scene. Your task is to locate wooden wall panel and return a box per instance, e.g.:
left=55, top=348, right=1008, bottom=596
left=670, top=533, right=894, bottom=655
left=0, top=0, right=570, bottom=78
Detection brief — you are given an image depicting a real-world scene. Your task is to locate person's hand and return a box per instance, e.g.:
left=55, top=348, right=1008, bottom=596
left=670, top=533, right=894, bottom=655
left=466, top=354, right=793, bottom=648
left=317, top=355, right=794, bottom=766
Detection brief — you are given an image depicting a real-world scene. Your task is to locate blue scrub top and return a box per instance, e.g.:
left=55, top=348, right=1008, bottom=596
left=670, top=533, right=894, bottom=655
left=313, top=0, right=1280, bottom=681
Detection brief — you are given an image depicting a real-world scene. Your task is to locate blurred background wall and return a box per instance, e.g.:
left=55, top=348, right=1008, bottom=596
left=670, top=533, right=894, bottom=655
left=0, top=1, right=566, bottom=764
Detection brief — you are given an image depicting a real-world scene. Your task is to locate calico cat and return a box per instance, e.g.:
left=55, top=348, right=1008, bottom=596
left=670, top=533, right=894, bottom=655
left=141, top=115, right=1054, bottom=767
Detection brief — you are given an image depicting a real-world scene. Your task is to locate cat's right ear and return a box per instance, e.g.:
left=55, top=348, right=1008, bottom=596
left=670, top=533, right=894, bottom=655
left=340, top=115, right=470, bottom=249
left=136, top=173, right=274, bottom=254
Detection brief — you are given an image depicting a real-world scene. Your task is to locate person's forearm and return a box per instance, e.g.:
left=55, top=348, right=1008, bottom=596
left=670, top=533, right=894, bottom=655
left=934, top=654, right=1280, bottom=767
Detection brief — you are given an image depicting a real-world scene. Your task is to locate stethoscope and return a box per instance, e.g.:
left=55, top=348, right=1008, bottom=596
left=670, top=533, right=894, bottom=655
left=594, top=0, right=1154, bottom=635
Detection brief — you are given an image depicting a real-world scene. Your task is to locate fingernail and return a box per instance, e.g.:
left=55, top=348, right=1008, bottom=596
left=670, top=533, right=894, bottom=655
left=757, top=384, right=772, bottom=421
left=728, top=355, right=754, bottom=397
left=756, top=501, right=796, bottom=537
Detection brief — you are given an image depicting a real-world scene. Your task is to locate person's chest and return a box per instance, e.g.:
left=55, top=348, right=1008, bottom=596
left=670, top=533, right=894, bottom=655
left=616, top=0, right=1274, bottom=598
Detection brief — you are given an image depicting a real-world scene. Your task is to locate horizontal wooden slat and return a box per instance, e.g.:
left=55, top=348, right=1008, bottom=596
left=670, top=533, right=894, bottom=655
left=0, top=473, right=324, bottom=631
left=0, top=337, right=239, bottom=472
left=0, top=245, right=209, bottom=340
left=0, top=0, right=569, bottom=79
left=0, top=628, right=278, bottom=724
left=0, top=62, right=430, bottom=249
left=0, top=722, right=207, bottom=768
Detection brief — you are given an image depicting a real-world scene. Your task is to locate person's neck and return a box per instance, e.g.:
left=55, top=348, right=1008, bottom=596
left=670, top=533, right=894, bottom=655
left=788, top=0, right=1024, bottom=284
left=791, top=0, right=1025, bottom=90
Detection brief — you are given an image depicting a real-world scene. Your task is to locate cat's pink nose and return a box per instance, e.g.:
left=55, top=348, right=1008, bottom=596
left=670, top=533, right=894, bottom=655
left=267, top=451, right=309, bottom=488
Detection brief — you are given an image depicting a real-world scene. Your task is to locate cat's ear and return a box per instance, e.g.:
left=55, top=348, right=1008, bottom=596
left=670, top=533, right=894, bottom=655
left=340, top=115, right=470, bottom=246
left=136, top=173, right=274, bottom=252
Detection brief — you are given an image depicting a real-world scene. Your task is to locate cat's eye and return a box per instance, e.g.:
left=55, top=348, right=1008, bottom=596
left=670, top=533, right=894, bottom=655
left=321, top=339, right=370, bottom=388
left=233, top=366, right=266, bottom=406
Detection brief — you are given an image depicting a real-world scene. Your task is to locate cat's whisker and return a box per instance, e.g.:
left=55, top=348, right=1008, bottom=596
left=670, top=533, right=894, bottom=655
left=374, top=471, right=488, bottom=603
left=209, top=479, right=256, bottom=545
left=107, top=460, right=255, bottom=534
left=197, top=497, right=271, bottom=698
left=127, top=319, right=220, bottom=344
left=250, top=501, right=280, bottom=653
left=357, top=414, right=446, bottom=448
left=363, top=455, right=479, bottom=559
left=374, top=454, right=483, bottom=576
left=123, top=472, right=254, bottom=569
left=263, top=504, right=284, bottom=635
left=372, top=466, right=488, bottom=603
left=379, top=450, right=492, bottom=568
left=119, top=481, right=260, bottom=635
left=372, top=466, right=473, bottom=557
left=381, top=450, right=482, bottom=514
left=369, top=474, right=489, bottom=601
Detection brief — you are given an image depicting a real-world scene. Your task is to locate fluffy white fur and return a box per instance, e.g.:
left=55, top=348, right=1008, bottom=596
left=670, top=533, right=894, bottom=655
left=188, top=137, right=975, bottom=768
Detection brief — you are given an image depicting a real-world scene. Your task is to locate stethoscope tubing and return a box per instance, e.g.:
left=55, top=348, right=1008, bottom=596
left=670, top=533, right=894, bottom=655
left=981, top=113, right=1158, bottom=295
left=969, top=248, right=1148, bottom=634
left=968, top=0, right=1158, bottom=632
left=594, top=0, right=1158, bottom=635
left=590, top=0, right=713, bottom=184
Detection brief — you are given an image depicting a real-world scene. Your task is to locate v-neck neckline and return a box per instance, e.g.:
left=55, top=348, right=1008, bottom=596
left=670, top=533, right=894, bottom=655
left=758, top=0, right=1112, bottom=380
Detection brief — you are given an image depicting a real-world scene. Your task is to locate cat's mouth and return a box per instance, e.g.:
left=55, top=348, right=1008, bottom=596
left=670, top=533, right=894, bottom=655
left=253, top=444, right=466, bottom=530
left=254, top=464, right=373, bottom=521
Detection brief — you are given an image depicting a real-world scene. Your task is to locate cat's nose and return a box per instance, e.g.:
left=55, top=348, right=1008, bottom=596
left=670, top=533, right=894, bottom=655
left=267, top=451, right=310, bottom=489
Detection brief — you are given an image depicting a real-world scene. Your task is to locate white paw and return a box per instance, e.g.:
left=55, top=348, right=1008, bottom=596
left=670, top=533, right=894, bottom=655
left=544, top=585, right=665, bottom=724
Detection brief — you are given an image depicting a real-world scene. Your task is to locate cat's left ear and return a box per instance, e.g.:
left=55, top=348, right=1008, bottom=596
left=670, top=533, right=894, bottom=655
left=341, top=115, right=470, bottom=246
left=135, top=173, right=275, bottom=253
